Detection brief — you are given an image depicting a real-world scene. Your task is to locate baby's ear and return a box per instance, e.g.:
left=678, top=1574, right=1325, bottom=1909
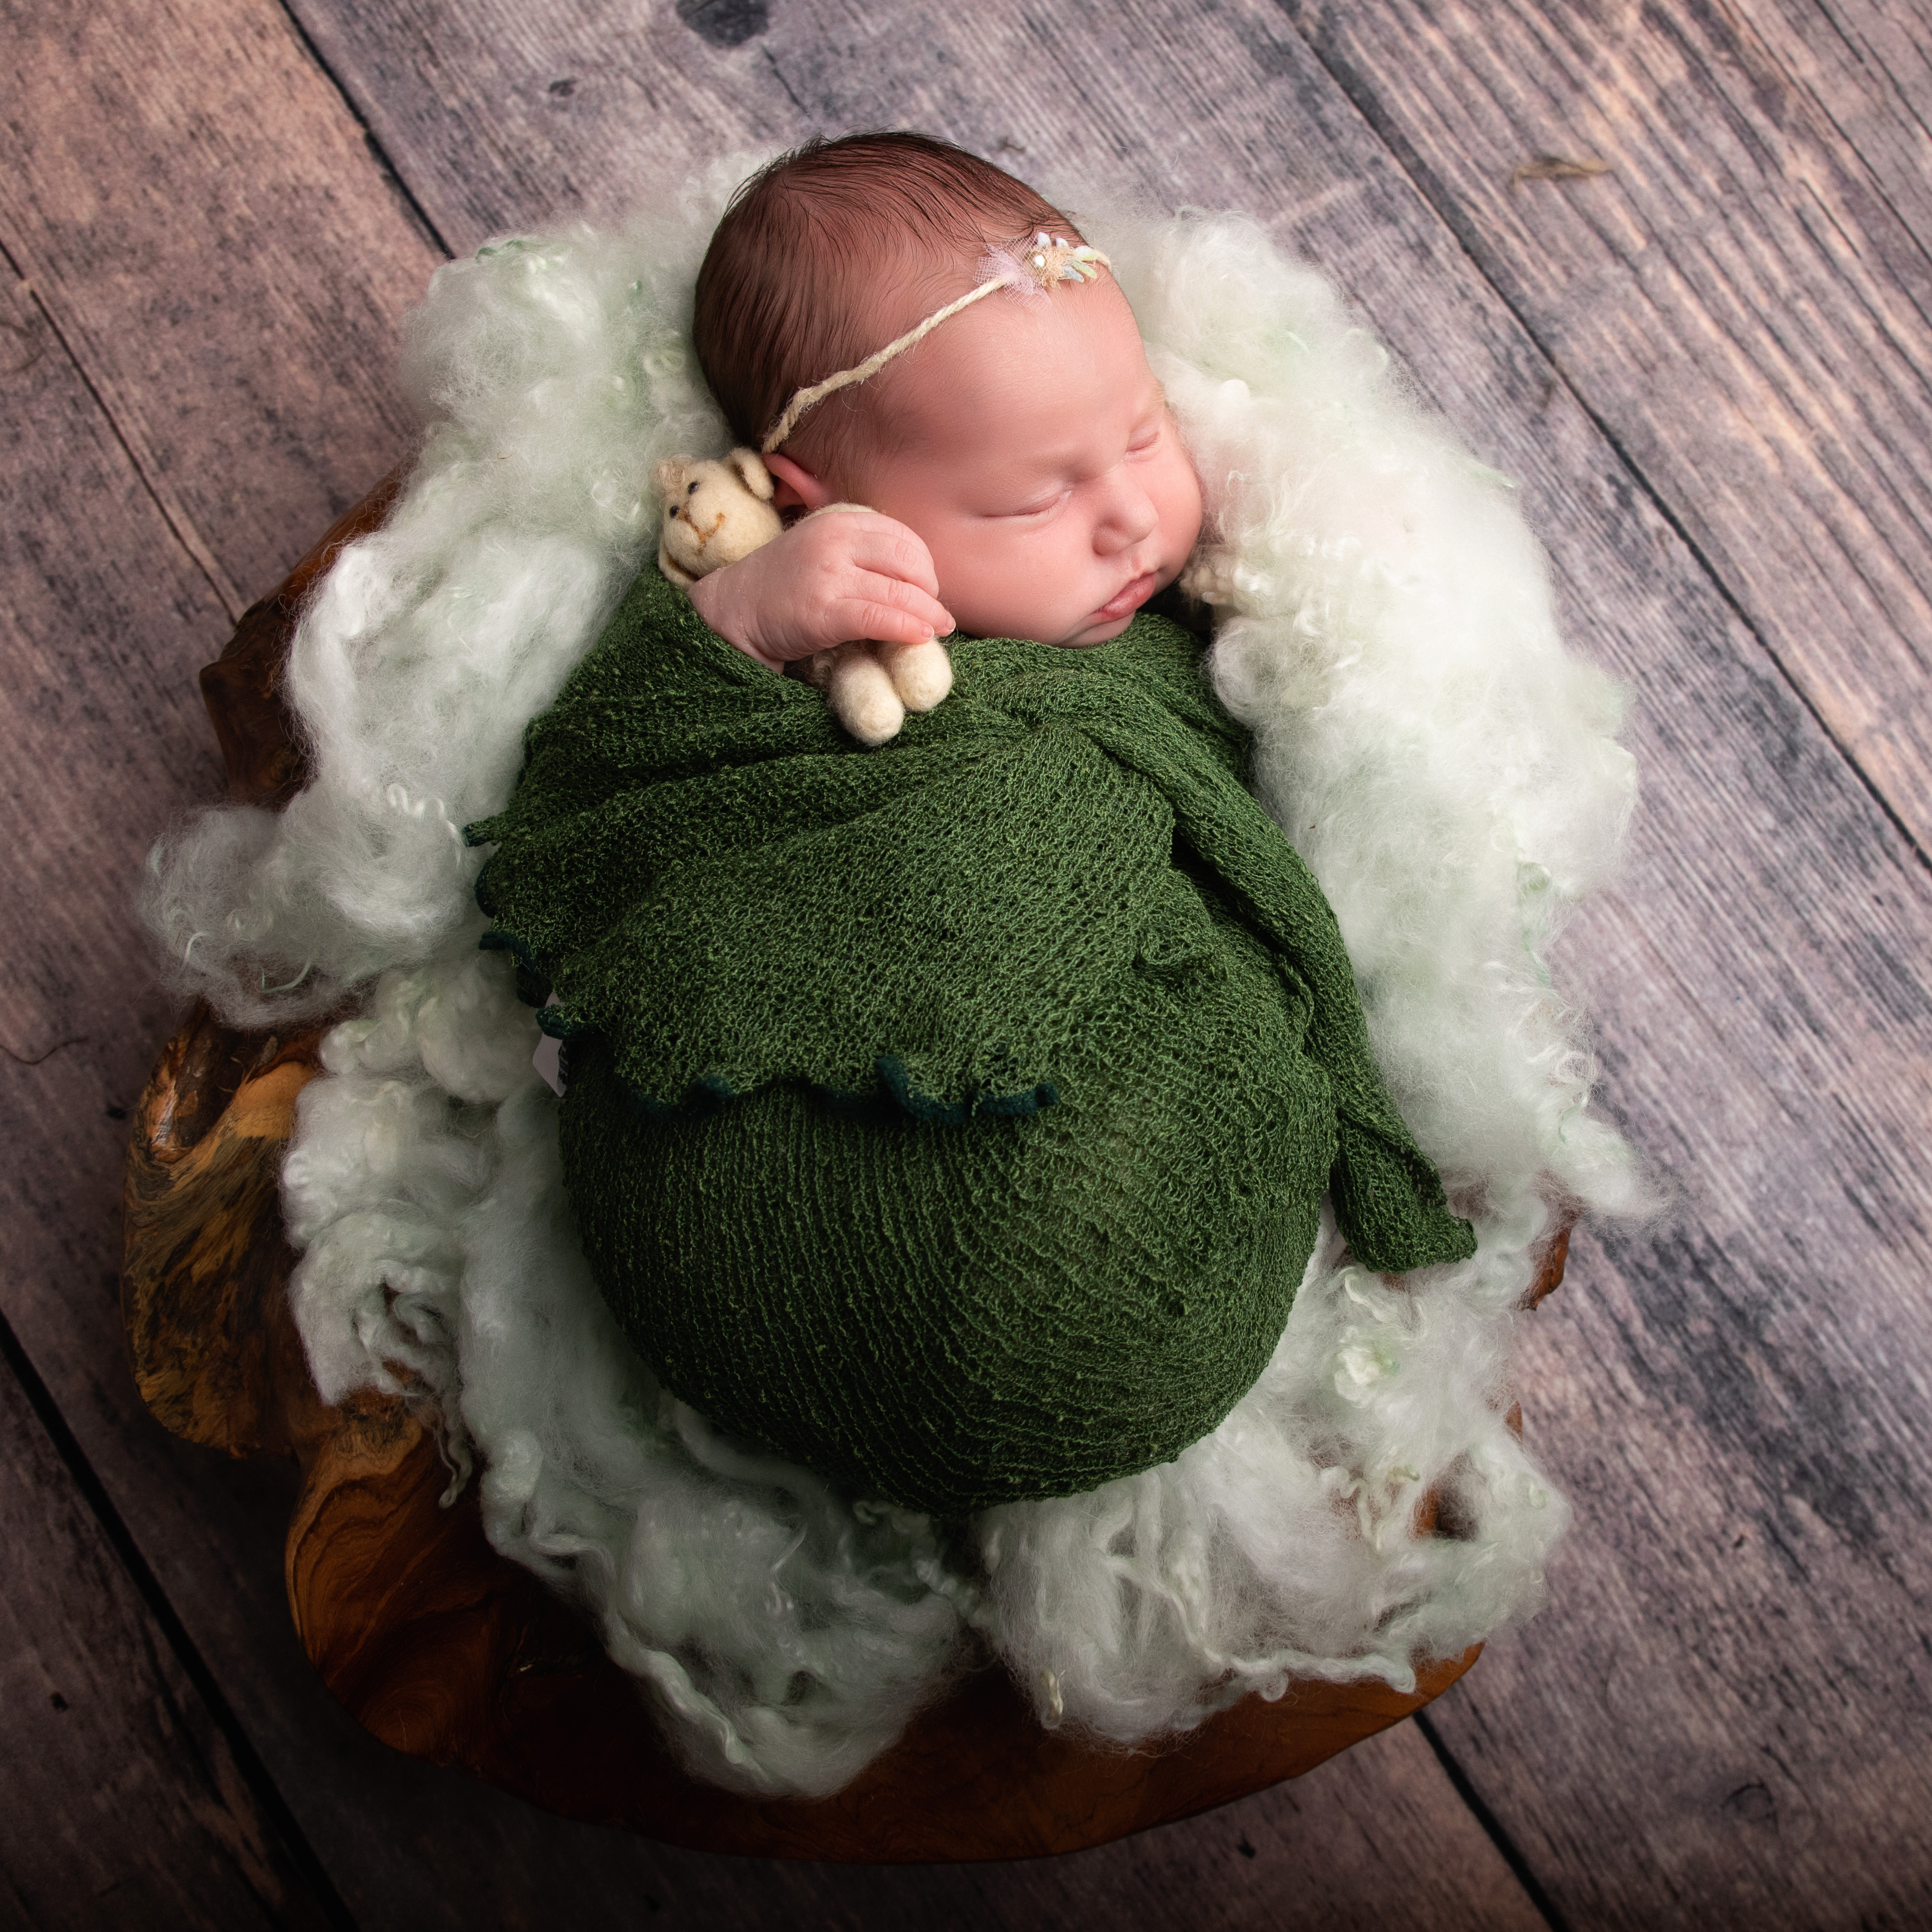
left=727, top=447, right=776, bottom=501
left=762, top=452, right=834, bottom=513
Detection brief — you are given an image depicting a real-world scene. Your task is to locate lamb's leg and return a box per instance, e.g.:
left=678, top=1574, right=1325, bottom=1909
left=884, top=639, right=953, bottom=714
left=829, top=649, right=906, bottom=747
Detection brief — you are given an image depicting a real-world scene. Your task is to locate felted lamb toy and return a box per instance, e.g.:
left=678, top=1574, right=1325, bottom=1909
left=653, top=447, right=954, bottom=746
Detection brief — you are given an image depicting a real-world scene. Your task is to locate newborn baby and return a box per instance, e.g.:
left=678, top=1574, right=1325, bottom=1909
left=683, top=145, right=1203, bottom=667
left=466, top=134, right=1476, bottom=1517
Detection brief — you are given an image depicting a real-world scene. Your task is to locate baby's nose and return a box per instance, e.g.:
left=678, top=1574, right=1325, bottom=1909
left=1095, top=475, right=1159, bottom=552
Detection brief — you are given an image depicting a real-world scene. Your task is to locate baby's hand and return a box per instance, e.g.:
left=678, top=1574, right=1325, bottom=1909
left=685, top=510, right=954, bottom=672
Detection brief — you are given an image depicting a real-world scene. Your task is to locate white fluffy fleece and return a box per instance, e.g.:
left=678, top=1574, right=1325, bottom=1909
left=143, top=165, right=1647, bottom=1797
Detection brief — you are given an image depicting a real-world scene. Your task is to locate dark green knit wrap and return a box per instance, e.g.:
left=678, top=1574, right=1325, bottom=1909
left=466, top=566, right=1475, bottom=1516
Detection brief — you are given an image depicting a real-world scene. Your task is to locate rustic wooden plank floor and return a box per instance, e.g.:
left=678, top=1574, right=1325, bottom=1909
left=3, top=0, right=1928, bottom=1925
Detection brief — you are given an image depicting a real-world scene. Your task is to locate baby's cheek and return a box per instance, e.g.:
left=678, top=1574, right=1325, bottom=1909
left=928, top=530, right=1028, bottom=630
left=1162, top=456, right=1206, bottom=560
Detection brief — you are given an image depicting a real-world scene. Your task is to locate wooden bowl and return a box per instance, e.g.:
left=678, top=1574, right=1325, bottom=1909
left=120, top=475, right=1569, bottom=1861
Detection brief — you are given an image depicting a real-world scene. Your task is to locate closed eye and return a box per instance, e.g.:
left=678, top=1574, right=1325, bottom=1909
left=999, top=488, right=1072, bottom=519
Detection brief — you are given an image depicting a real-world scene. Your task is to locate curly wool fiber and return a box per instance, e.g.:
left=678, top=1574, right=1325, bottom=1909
left=148, top=179, right=1643, bottom=1798
left=141, top=171, right=740, bottom=1028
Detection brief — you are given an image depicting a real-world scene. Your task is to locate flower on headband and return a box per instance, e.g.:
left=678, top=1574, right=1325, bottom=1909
left=1026, top=232, right=1107, bottom=285
left=978, top=234, right=1111, bottom=305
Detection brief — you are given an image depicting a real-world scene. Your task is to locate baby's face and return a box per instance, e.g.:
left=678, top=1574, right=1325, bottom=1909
left=781, top=276, right=1203, bottom=647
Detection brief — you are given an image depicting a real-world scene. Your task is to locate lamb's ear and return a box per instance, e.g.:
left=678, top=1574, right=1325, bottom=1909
left=651, top=458, right=686, bottom=499
left=727, top=447, right=776, bottom=501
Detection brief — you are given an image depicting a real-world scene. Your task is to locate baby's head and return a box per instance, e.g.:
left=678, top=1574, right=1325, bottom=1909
left=693, top=133, right=1202, bottom=646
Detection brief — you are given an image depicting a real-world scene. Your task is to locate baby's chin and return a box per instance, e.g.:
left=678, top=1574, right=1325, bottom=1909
left=1056, top=569, right=1169, bottom=647
left=961, top=609, right=1136, bottom=649
left=964, top=579, right=1163, bottom=650
left=1053, top=609, right=1140, bottom=649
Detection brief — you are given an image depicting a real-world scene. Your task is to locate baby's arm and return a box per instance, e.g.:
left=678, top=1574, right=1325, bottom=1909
left=687, top=511, right=954, bottom=672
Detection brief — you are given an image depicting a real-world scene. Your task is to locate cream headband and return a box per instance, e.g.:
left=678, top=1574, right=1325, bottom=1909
left=760, top=232, right=1111, bottom=454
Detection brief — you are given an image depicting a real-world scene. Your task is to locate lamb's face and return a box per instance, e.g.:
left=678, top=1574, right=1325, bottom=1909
left=655, top=458, right=781, bottom=579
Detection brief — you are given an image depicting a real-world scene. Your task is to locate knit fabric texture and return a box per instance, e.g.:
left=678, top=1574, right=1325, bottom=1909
left=465, top=565, right=1476, bottom=1516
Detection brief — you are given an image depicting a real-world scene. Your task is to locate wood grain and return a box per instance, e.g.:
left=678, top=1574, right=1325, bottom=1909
left=0, top=176, right=376, bottom=1932
left=1253, top=7, right=1932, bottom=1923
left=0, top=0, right=441, bottom=616
left=0, top=1334, right=333, bottom=1932
left=1729, top=0, right=1932, bottom=259
left=1283, top=0, right=1932, bottom=857
left=122, top=1007, right=327, bottom=1459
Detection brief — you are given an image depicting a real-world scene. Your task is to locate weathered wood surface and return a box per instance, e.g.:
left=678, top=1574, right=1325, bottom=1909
left=0, top=1322, right=335, bottom=1931
left=1721, top=0, right=1932, bottom=268
left=1285, top=0, right=1932, bottom=850
left=0, top=2, right=536, bottom=1922
left=1259, top=8, right=1932, bottom=1925
left=4, top=0, right=1930, bottom=1920
left=0, top=0, right=439, bottom=617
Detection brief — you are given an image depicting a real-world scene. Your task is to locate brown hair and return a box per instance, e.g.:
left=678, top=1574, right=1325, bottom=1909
left=693, top=131, right=1082, bottom=470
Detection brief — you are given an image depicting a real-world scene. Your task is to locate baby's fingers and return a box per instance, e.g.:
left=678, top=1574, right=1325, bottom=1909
left=840, top=518, right=943, bottom=601
left=842, top=570, right=953, bottom=646
left=842, top=603, right=950, bottom=649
